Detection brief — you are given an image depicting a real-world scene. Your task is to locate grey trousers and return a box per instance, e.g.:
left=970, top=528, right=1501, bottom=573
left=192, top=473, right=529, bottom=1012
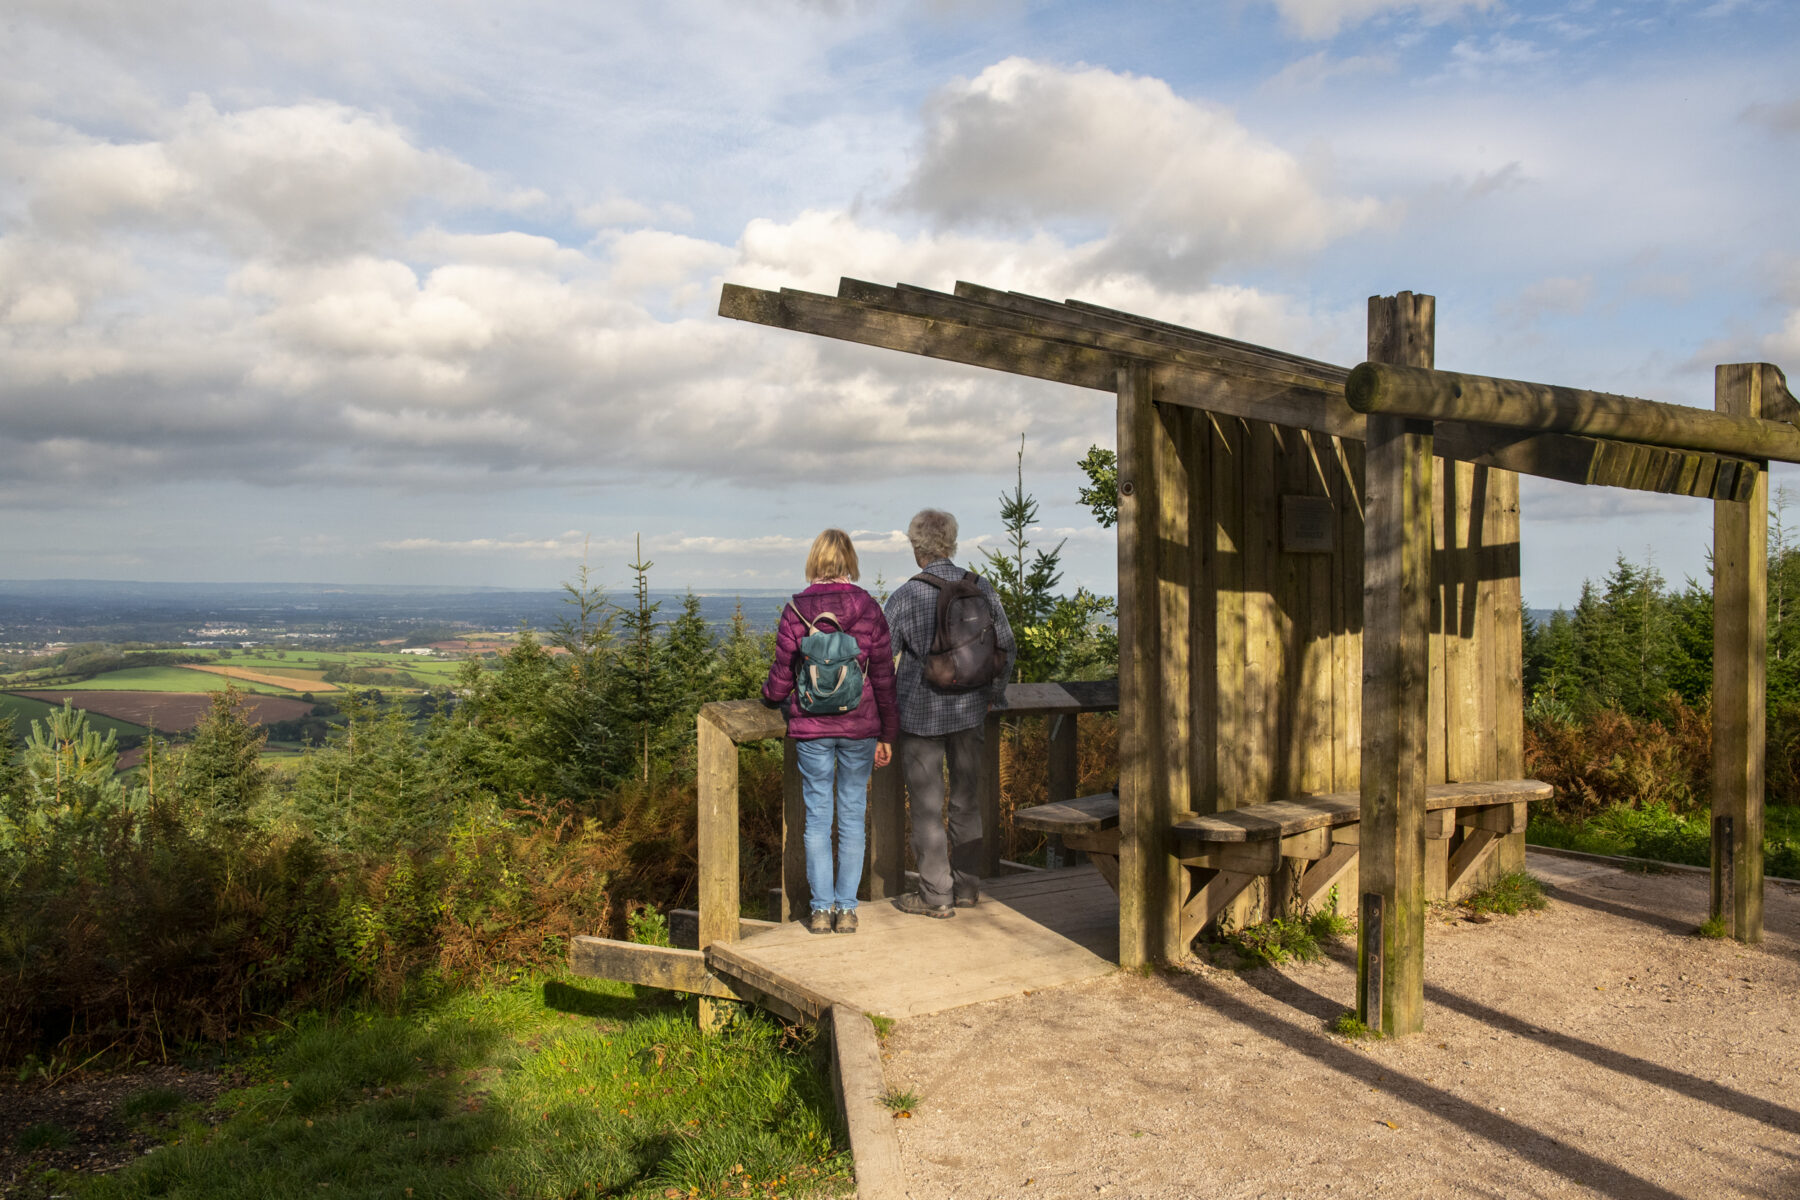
left=901, top=723, right=985, bottom=907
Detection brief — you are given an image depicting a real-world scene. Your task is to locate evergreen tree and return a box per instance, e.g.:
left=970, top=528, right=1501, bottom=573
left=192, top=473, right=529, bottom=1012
left=546, top=561, right=619, bottom=802
left=610, top=537, right=675, bottom=783
left=661, top=591, right=718, bottom=727
left=0, top=713, right=19, bottom=801
left=715, top=601, right=775, bottom=701
left=979, top=437, right=1118, bottom=682
left=175, top=684, right=271, bottom=832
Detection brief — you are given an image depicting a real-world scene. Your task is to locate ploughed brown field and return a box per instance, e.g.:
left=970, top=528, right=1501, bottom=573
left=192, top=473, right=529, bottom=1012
left=8, top=690, right=317, bottom=732
left=180, top=663, right=340, bottom=692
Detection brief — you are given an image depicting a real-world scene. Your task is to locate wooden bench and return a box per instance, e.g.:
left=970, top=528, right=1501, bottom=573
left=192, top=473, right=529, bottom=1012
left=1017, top=779, right=1553, bottom=944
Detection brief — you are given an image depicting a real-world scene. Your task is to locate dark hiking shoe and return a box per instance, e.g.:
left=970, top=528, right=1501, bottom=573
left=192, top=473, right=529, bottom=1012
left=808, top=909, right=835, bottom=935
left=892, top=892, right=954, bottom=919
left=953, top=887, right=979, bottom=909
left=834, top=909, right=858, bottom=934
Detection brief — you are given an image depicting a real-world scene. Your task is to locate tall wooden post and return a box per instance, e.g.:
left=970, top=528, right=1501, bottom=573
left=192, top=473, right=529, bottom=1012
left=777, top=740, right=807, bottom=921
left=864, top=748, right=906, bottom=900
left=979, top=711, right=1004, bottom=877
left=1358, top=292, right=1435, bottom=1036
left=1712, top=363, right=1771, bottom=943
left=696, top=711, right=740, bottom=1031
left=1118, top=365, right=1184, bottom=964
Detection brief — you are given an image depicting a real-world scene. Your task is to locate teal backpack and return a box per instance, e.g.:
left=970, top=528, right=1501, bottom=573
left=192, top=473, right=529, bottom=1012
left=787, top=605, right=865, bottom=715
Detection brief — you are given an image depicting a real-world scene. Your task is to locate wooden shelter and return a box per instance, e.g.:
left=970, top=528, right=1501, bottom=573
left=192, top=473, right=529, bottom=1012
left=699, top=278, right=1793, bottom=1036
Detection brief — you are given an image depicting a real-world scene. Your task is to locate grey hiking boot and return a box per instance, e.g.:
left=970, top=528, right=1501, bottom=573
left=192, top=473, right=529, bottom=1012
left=953, top=887, right=979, bottom=909
left=834, top=909, right=858, bottom=934
left=892, top=892, right=954, bottom=919
left=808, top=909, right=835, bottom=935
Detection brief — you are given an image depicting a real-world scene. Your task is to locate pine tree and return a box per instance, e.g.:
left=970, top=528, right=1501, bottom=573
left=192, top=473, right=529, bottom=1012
left=548, top=560, right=618, bottom=802
left=610, top=536, right=674, bottom=783
left=979, top=436, right=1118, bottom=682
left=175, top=683, right=271, bottom=832
left=715, top=601, right=775, bottom=701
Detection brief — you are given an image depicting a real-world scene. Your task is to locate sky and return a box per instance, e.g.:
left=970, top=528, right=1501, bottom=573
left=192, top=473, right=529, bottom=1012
left=1, top=0, right=1797, bottom=609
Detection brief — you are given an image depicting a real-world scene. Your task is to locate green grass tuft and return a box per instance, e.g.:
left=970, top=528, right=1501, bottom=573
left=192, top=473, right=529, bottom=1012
left=1696, top=915, right=1728, bottom=939
left=1330, top=1011, right=1376, bottom=1040
left=866, top=1014, right=896, bottom=1042
left=1462, top=870, right=1548, bottom=916
left=882, top=1088, right=920, bottom=1113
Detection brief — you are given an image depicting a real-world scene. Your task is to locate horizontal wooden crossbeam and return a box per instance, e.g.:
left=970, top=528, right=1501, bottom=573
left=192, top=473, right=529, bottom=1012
left=720, top=280, right=1764, bottom=499
left=1349, top=361, right=1800, bottom=467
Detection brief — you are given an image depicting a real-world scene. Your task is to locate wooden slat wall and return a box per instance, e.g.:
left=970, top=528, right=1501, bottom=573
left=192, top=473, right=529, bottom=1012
left=1160, top=409, right=1521, bottom=832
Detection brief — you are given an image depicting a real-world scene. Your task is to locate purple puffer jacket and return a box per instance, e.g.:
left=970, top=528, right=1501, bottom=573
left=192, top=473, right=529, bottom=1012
left=761, top=582, right=899, bottom=743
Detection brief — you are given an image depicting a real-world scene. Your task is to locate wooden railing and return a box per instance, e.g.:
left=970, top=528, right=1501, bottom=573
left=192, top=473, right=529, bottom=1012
left=695, top=680, right=1119, bottom=956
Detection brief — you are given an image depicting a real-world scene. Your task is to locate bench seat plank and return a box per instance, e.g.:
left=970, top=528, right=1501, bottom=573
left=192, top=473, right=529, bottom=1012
left=1019, top=779, right=1551, bottom=845
left=1172, top=779, right=1553, bottom=843
left=1015, top=792, right=1121, bottom=833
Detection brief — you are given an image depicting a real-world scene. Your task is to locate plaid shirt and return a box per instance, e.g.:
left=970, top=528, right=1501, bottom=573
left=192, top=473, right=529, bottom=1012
left=884, top=559, right=1016, bottom=736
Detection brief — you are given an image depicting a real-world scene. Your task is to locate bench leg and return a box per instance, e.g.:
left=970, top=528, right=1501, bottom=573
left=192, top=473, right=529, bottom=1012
left=1088, top=853, right=1121, bottom=893
left=1179, top=867, right=1259, bottom=946
left=1446, top=829, right=1501, bottom=897
left=1295, top=843, right=1359, bottom=913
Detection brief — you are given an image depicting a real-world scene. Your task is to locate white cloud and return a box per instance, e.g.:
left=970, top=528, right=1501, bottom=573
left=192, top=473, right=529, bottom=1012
left=27, top=99, right=486, bottom=258
left=897, top=58, right=1385, bottom=284
left=1258, top=0, right=1497, bottom=41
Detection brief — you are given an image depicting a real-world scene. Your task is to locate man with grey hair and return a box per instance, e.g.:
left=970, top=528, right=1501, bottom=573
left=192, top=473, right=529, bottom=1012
left=883, top=508, right=1017, bottom=917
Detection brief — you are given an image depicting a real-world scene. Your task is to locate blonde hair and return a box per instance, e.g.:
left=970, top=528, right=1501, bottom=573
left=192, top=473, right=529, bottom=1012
left=805, top=528, right=860, bottom=582
left=906, top=509, right=957, bottom=562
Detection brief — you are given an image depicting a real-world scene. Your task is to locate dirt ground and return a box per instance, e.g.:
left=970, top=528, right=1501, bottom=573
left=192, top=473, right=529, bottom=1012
left=0, top=1063, right=233, bottom=1195
left=881, top=853, right=1800, bottom=1200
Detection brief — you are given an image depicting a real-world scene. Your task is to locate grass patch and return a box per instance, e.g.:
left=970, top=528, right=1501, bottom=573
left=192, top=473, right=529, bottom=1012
left=881, top=1088, right=919, bottom=1114
left=1529, top=802, right=1800, bottom=879
left=34, top=666, right=295, bottom=694
left=77, top=975, right=850, bottom=1200
left=1697, top=915, right=1728, bottom=939
left=866, top=1014, right=895, bottom=1043
left=1212, top=907, right=1353, bottom=969
left=1462, top=870, right=1547, bottom=916
left=1329, top=1012, right=1375, bottom=1040
left=15, top=1122, right=74, bottom=1153
left=117, top=1086, right=186, bottom=1123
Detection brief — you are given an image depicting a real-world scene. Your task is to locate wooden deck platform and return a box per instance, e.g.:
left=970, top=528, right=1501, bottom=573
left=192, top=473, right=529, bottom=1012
left=711, top=865, right=1119, bottom=1019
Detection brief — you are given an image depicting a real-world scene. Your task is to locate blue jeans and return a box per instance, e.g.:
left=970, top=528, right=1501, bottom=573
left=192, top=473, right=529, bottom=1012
left=794, top=737, right=875, bottom=912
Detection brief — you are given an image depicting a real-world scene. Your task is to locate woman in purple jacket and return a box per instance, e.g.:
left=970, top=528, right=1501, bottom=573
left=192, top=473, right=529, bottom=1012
left=762, top=529, right=898, bottom=935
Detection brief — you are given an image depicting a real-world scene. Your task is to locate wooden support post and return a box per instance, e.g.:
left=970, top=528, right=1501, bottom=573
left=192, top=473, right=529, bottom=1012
left=981, top=710, right=1004, bottom=878
left=1117, top=364, right=1182, bottom=965
left=1046, top=715, right=1081, bottom=867
left=696, top=711, right=741, bottom=1032
left=779, top=739, right=807, bottom=922
left=1358, top=292, right=1435, bottom=1037
left=1712, top=363, right=1773, bottom=943
left=865, top=743, right=906, bottom=900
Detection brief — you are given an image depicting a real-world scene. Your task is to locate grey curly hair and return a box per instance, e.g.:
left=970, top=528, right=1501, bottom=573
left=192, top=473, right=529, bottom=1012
left=906, top=508, right=958, bottom=562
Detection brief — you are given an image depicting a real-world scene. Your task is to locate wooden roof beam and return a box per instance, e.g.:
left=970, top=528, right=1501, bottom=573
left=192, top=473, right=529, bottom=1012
left=720, top=280, right=1763, bottom=498
left=1349, top=361, right=1800, bottom=466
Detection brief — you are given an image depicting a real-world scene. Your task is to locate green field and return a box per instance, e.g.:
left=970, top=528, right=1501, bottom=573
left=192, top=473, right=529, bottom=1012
left=0, top=692, right=149, bottom=737
left=44, top=666, right=297, bottom=694
left=215, top=651, right=465, bottom=685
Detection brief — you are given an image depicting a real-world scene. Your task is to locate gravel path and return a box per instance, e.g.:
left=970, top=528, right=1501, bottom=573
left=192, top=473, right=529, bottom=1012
left=880, top=852, right=1800, bottom=1199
